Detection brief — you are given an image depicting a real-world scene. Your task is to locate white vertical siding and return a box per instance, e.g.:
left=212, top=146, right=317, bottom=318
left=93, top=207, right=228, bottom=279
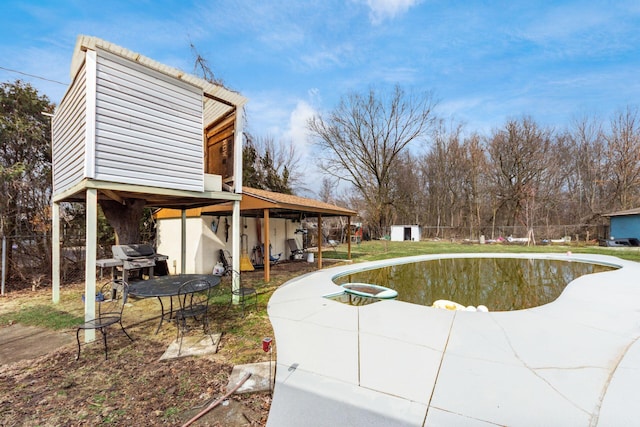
left=93, top=49, right=204, bottom=192
left=52, top=63, right=87, bottom=195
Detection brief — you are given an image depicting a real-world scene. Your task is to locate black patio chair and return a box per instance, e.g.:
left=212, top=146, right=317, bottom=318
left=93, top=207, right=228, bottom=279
left=219, top=269, right=257, bottom=317
left=231, top=285, right=258, bottom=317
left=175, top=278, right=215, bottom=355
left=75, top=280, right=133, bottom=361
left=218, top=249, right=233, bottom=276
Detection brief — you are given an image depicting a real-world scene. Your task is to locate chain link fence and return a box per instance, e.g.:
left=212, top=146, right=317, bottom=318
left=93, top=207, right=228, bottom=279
left=0, top=233, right=107, bottom=294
left=420, top=223, right=609, bottom=243
left=1, top=229, right=158, bottom=294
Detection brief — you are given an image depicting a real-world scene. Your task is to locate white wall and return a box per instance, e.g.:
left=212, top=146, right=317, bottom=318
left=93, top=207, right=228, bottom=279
left=52, top=62, right=87, bottom=195
left=93, top=49, right=205, bottom=192
left=53, top=47, right=210, bottom=197
left=157, top=215, right=302, bottom=273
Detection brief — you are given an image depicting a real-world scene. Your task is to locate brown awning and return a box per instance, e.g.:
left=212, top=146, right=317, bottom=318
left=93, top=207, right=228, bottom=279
left=155, top=186, right=357, bottom=219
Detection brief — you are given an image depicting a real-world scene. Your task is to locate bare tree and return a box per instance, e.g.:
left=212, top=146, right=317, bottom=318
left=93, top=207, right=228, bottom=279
left=421, top=122, right=460, bottom=237
left=568, top=115, right=608, bottom=218
left=389, top=151, right=424, bottom=225
left=243, top=134, right=302, bottom=194
left=486, top=117, right=553, bottom=229
left=190, top=42, right=225, bottom=86
left=308, top=85, right=436, bottom=237
left=464, top=133, right=489, bottom=237
left=604, top=106, right=640, bottom=210
left=421, top=121, right=488, bottom=239
left=318, top=176, right=336, bottom=203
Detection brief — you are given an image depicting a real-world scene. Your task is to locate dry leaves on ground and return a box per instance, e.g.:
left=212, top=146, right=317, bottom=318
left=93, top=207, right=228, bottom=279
left=0, top=333, right=271, bottom=426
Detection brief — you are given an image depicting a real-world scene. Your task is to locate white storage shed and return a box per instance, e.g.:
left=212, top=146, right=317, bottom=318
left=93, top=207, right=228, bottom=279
left=390, top=225, right=421, bottom=241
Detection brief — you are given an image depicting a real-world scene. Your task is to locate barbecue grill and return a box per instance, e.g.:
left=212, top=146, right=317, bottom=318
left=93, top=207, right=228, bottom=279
left=97, top=244, right=168, bottom=283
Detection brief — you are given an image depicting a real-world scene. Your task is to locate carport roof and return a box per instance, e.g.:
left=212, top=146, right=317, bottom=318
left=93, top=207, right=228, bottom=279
left=155, top=187, right=357, bottom=220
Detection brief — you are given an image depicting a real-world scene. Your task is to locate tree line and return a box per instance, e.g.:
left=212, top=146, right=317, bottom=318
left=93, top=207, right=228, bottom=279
left=307, top=86, right=640, bottom=240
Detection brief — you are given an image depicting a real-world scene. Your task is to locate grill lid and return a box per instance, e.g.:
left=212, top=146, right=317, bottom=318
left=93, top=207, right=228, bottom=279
left=112, top=244, right=156, bottom=260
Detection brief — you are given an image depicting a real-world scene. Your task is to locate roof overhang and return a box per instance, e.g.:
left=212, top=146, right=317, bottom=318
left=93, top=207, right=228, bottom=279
left=602, top=207, right=640, bottom=217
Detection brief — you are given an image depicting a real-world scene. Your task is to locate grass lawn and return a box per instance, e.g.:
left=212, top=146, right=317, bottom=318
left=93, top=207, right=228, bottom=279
left=3, top=239, right=639, bottom=343
left=337, top=239, right=640, bottom=262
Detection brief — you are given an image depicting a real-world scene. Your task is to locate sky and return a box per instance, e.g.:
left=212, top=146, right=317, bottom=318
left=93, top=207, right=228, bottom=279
left=2, top=0, right=640, bottom=196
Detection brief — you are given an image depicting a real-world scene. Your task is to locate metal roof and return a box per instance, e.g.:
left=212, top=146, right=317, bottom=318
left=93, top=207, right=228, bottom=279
left=602, top=207, right=640, bottom=217
left=70, top=35, right=247, bottom=110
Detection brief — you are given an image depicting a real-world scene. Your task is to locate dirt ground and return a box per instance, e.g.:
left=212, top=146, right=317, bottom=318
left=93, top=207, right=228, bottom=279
left=0, top=259, right=340, bottom=426
left=0, top=334, right=271, bottom=426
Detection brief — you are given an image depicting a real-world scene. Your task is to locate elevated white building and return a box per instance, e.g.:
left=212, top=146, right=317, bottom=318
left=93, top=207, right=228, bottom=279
left=51, top=35, right=247, bottom=337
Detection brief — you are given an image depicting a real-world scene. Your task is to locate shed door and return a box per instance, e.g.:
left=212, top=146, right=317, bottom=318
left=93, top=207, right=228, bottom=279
left=404, top=227, right=412, bottom=241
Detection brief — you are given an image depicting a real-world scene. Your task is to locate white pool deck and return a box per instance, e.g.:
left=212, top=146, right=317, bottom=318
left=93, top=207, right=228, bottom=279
left=266, top=253, right=640, bottom=426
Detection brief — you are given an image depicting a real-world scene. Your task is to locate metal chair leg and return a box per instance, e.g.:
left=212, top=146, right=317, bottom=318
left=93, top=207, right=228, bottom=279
left=119, top=321, right=134, bottom=343
left=101, top=327, right=108, bottom=360
left=75, top=328, right=82, bottom=361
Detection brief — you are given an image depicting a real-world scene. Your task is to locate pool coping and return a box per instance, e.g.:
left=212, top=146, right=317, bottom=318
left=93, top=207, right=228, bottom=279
left=266, top=252, right=640, bottom=426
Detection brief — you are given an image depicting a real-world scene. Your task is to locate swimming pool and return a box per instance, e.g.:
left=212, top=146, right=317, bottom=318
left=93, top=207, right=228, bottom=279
left=267, top=252, right=640, bottom=426
left=334, top=257, right=616, bottom=311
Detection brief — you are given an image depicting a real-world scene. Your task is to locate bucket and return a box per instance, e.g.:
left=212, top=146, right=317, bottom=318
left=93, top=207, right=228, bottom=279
left=307, top=252, right=314, bottom=263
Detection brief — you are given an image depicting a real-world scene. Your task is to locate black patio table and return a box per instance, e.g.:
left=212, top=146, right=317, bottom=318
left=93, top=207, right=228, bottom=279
left=128, top=274, right=221, bottom=334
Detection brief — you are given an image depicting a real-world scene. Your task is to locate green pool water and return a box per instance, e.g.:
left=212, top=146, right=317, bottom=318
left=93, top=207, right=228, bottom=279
left=334, top=257, right=616, bottom=311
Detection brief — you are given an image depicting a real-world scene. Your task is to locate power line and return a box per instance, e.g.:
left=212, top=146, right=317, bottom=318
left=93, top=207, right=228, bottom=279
left=0, top=65, right=67, bottom=86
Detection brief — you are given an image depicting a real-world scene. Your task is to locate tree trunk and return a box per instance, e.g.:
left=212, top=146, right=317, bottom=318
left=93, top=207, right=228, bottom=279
left=99, top=199, right=146, bottom=245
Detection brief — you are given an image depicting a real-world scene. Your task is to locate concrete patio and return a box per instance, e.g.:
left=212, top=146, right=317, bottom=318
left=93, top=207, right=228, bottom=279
left=266, top=253, right=640, bottom=426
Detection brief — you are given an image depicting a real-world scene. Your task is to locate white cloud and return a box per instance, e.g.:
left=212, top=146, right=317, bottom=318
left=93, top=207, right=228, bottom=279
left=285, top=100, right=323, bottom=195
left=244, top=94, right=290, bottom=137
left=284, top=100, right=317, bottom=157
left=243, top=90, right=318, bottom=148
left=297, top=45, right=353, bottom=71
left=364, top=0, right=422, bottom=24
left=243, top=89, right=322, bottom=194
